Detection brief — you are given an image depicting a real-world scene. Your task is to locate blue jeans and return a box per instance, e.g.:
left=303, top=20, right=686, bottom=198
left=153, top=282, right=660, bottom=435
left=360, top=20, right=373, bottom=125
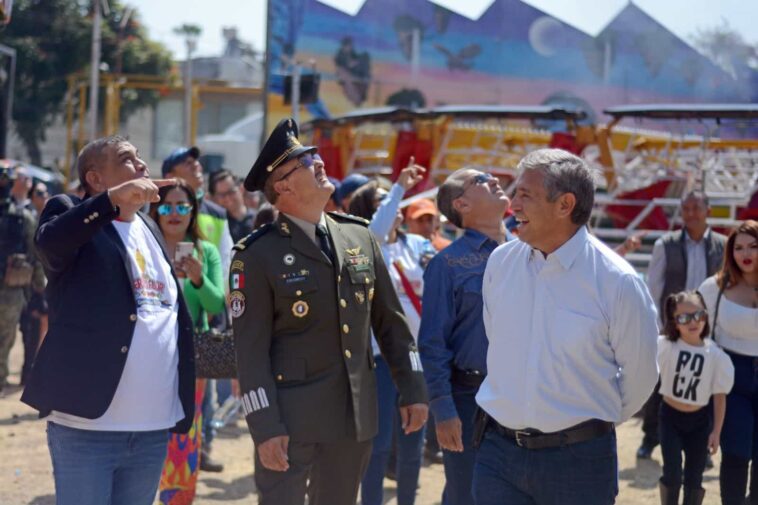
left=46, top=422, right=169, bottom=505
left=441, top=388, right=479, bottom=505
left=202, top=379, right=216, bottom=444
left=361, top=356, right=425, bottom=505
left=473, top=425, right=618, bottom=505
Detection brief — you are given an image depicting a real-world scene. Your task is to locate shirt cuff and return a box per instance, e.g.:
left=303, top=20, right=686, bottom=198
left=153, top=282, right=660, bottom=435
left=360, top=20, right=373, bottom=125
left=430, top=395, right=458, bottom=422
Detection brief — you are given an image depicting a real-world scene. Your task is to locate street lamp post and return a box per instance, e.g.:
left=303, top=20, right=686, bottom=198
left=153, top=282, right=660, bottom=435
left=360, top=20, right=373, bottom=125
left=174, top=24, right=201, bottom=146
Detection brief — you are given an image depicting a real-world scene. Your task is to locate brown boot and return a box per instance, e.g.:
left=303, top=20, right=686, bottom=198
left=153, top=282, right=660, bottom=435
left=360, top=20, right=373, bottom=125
left=659, top=480, right=680, bottom=505
left=682, top=486, right=705, bottom=505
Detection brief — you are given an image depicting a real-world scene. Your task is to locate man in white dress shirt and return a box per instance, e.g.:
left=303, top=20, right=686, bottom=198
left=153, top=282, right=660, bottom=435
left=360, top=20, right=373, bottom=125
left=473, top=149, right=659, bottom=505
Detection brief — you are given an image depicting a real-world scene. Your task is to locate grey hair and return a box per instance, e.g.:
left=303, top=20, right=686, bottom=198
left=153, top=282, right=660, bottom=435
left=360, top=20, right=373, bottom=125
left=77, top=135, right=130, bottom=193
left=516, top=148, right=596, bottom=225
left=437, top=168, right=478, bottom=228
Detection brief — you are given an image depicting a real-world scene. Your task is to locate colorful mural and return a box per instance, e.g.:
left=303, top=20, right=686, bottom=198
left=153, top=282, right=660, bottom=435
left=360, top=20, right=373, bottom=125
left=265, top=0, right=755, bottom=131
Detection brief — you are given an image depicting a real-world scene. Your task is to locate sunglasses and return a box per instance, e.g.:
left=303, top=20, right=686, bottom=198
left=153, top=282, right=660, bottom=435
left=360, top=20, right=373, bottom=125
left=157, top=203, right=193, bottom=216
left=277, top=154, right=315, bottom=182
left=463, top=173, right=496, bottom=192
left=674, top=310, right=707, bottom=325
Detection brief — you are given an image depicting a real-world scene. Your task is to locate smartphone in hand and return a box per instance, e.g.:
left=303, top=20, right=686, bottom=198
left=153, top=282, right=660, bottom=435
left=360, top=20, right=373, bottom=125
left=175, top=241, right=194, bottom=277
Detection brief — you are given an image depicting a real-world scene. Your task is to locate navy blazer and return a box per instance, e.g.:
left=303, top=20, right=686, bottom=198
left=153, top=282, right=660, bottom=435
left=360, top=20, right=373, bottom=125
left=21, top=192, right=195, bottom=433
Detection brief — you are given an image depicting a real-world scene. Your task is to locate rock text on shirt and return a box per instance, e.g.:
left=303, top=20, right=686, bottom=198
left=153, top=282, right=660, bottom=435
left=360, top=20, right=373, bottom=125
left=672, top=350, right=704, bottom=402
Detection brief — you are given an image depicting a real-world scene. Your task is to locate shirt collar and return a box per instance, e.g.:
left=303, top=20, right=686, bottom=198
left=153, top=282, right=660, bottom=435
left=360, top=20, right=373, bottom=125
left=684, top=227, right=710, bottom=245
left=531, top=225, right=588, bottom=270
left=283, top=212, right=326, bottom=245
left=462, top=228, right=497, bottom=250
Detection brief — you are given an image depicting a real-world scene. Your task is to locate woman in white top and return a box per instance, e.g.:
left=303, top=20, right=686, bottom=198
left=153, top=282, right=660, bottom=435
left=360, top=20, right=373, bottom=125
left=348, top=166, right=437, bottom=505
left=657, top=291, right=734, bottom=505
left=698, top=220, right=758, bottom=505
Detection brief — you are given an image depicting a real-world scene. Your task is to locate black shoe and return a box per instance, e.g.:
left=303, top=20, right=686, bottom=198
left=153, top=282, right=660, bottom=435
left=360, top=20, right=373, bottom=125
left=637, top=442, right=654, bottom=459
left=424, top=446, right=443, bottom=465
left=200, top=450, right=224, bottom=472
left=705, top=453, right=714, bottom=470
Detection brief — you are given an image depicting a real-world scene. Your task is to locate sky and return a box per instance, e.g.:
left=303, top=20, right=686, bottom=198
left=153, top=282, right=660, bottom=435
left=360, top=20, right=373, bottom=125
left=129, top=0, right=758, bottom=59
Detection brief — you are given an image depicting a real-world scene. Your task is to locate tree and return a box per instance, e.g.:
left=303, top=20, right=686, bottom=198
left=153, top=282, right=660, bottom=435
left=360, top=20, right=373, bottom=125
left=690, top=19, right=758, bottom=79
left=1, top=0, right=173, bottom=164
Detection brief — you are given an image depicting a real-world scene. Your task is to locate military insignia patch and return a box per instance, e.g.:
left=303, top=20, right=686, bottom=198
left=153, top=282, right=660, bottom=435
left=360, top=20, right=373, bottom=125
left=355, top=291, right=365, bottom=304
left=283, top=253, right=296, bottom=266
left=368, top=287, right=375, bottom=301
left=280, top=222, right=291, bottom=235
left=345, top=246, right=361, bottom=256
left=230, top=291, right=246, bottom=318
left=231, top=260, right=245, bottom=271
left=231, top=273, right=245, bottom=289
left=292, top=300, right=309, bottom=318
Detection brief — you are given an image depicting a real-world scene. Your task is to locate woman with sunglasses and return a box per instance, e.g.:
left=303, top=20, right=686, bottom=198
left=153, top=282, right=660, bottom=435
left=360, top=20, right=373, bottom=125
left=657, top=290, right=734, bottom=505
left=149, top=180, right=226, bottom=505
left=698, top=220, right=758, bottom=505
left=348, top=162, right=435, bottom=505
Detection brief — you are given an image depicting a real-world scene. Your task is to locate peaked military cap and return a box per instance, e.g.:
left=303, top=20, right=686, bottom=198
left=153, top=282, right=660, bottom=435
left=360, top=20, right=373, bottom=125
left=244, top=118, right=317, bottom=191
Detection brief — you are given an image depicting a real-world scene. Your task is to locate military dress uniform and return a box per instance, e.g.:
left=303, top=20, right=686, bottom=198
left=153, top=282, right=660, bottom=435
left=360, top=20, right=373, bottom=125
left=231, top=118, right=428, bottom=505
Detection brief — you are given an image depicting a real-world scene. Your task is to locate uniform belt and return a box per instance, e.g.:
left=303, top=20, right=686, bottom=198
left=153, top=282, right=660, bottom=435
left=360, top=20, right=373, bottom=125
left=489, top=418, right=614, bottom=450
left=451, top=368, right=485, bottom=388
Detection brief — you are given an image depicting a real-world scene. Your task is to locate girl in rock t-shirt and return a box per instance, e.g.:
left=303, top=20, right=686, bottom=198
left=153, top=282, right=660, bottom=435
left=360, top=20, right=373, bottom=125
left=657, top=290, right=735, bottom=505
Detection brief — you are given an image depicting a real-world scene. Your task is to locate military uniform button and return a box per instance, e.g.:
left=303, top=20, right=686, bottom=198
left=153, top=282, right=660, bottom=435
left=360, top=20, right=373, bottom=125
left=344, top=349, right=352, bottom=358
left=83, top=218, right=90, bottom=224
left=129, top=314, right=137, bottom=322
left=340, top=299, right=347, bottom=308
left=120, top=346, right=128, bottom=353
left=342, top=324, right=349, bottom=334
left=365, top=277, right=370, bottom=284
left=337, top=275, right=342, bottom=283
left=296, top=290, right=302, bottom=296
left=93, top=212, right=99, bottom=218
left=276, top=374, right=284, bottom=381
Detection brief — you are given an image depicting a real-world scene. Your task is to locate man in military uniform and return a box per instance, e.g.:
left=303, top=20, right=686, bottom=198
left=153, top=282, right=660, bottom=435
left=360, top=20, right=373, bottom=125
left=231, top=118, right=428, bottom=505
left=0, top=163, right=44, bottom=393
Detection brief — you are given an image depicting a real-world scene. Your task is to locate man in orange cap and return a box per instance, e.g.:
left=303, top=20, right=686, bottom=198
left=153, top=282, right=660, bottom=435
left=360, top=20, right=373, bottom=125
left=405, top=198, right=451, bottom=251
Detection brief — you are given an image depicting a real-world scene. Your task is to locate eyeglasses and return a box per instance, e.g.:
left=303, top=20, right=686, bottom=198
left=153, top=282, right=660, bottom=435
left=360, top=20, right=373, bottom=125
left=674, top=310, right=707, bottom=325
left=157, top=203, right=193, bottom=216
left=463, top=173, right=496, bottom=192
left=277, top=154, right=315, bottom=182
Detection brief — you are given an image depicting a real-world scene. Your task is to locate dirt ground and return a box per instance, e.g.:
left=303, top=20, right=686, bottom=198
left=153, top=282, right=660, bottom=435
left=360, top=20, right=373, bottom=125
left=1, top=334, right=723, bottom=505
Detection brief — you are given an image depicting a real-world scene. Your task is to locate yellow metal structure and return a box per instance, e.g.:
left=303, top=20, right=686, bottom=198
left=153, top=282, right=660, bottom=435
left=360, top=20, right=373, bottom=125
left=63, top=73, right=262, bottom=183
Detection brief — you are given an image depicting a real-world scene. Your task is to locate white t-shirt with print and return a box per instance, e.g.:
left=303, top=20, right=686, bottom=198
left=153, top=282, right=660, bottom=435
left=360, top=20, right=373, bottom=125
left=50, top=217, right=184, bottom=431
left=657, top=336, right=735, bottom=407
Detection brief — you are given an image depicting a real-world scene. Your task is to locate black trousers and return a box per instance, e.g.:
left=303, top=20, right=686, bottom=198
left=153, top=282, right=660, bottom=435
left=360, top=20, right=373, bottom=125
left=19, top=306, right=40, bottom=385
left=641, top=380, right=662, bottom=447
left=254, top=438, right=372, bottom=505
left=658, top=401, right=711, bottom=489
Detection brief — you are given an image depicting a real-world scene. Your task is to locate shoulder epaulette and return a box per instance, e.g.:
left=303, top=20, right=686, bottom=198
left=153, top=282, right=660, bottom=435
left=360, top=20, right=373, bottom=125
left=327, top=211, right=370, bottom=226
left=233, top=223, right=273, bottom=251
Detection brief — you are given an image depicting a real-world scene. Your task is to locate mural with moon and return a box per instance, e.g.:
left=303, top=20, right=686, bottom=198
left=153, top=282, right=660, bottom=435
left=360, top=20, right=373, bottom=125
left=265, top=0, right=754, bottom=131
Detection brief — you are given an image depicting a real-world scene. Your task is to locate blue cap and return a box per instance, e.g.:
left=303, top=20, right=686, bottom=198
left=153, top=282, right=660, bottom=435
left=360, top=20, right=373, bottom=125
left=162, top=146, right=200, bottom=176
left=336, top=173, right=370, bottom=205
left=328, top=177, right=342, bottom=205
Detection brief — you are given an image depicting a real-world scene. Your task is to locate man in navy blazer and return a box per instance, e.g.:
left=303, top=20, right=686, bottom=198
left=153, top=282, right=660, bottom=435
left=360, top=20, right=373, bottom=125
left=21, top=136, right=195, bottom=505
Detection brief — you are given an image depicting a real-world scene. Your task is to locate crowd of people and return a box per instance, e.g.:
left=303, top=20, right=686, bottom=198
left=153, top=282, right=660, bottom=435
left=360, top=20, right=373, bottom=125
left=2, top=117, right=757, bottom=505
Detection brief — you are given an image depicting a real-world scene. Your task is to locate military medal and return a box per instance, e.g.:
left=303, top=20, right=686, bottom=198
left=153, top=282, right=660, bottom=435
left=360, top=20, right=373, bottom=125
left=230, top=291, right=246, bottom=318
left=292, top=300, right=309, bottom=318
left=283, top=253, right=295, bottom=266
left=355, top=291, right=365, bottom=304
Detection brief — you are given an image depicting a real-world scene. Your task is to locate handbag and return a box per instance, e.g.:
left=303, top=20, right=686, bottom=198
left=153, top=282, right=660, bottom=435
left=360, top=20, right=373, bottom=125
left=194, top=311, right=237, bottom=379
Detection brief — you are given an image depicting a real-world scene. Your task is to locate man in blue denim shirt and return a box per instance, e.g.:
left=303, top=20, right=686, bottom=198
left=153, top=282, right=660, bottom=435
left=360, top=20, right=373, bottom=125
left=418, top=168, right=510, bottom=505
